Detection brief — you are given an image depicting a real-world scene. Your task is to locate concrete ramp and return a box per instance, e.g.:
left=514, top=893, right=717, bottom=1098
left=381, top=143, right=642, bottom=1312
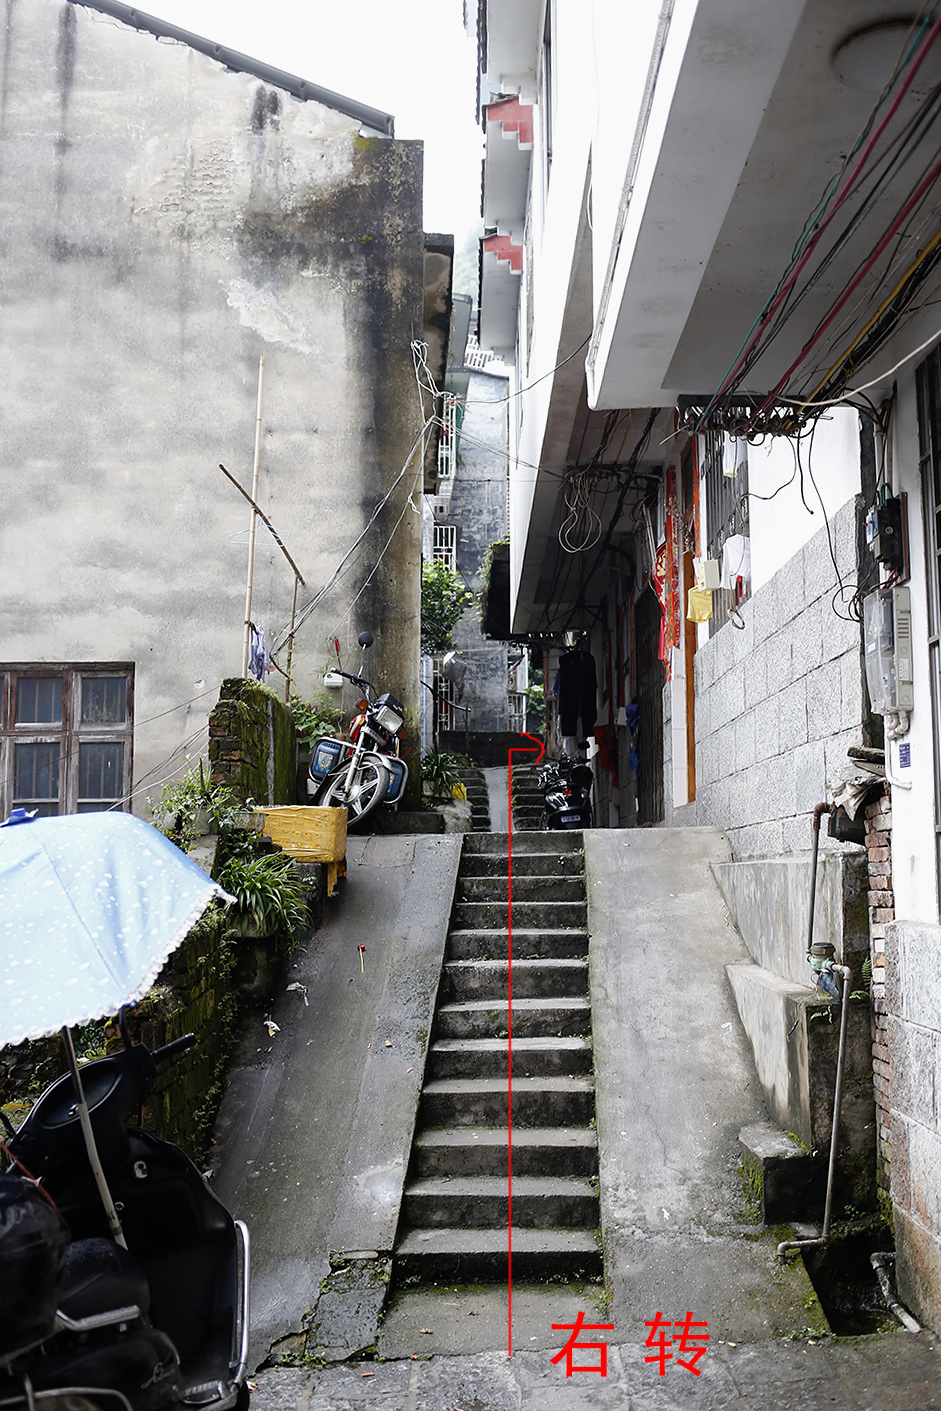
left=586, top=828, right=826, bottom=1340
left=211, top=834, right=463, bottom=1370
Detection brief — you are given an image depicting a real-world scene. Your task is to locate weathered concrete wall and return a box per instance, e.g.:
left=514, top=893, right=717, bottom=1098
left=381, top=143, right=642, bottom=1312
left=886, top=921, right=941, bottom=1332
left=436, top=369, right=510, bottom=734
left=0, top=0, right=424, bottom=814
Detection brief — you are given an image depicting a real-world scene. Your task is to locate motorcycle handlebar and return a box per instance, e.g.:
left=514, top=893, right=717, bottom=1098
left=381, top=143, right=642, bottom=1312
left=153, top=1033, right=196, bottom=1065
left=334, top=669, right=373, bottom=692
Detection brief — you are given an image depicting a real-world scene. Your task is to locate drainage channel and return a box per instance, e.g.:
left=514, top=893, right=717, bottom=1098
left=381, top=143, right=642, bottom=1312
left=391, top=830, right=601, bottom=1286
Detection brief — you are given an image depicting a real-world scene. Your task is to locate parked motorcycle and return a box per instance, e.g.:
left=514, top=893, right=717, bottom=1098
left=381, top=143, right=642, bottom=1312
left=540, top=757, right=593, bottom=829
left=307, top=632, right=408, bottom=828
left=0, top=1030, right=249, bottom=1411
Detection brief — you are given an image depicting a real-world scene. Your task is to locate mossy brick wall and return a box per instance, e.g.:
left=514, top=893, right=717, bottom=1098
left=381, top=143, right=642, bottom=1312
left=209, top=678, right=296, bottom=806
left=102, top=906, right=237, bottom=1158
left=1, top=1032, right=66, bottom=1118
left=0, top=907, right=238, bottom=1163
left=866, top=788, right=894, bottom=1197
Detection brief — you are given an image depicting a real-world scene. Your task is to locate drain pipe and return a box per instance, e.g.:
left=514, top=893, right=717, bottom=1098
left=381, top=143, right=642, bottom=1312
left=778, top=958, right=853, bottom=1262
left=871, top=1252, right=922, bottom=1332
left=805, top=802, right=835, bottom=957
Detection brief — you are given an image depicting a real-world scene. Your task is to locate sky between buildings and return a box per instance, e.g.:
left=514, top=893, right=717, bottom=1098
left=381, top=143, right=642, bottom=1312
left=144, top=0, right=484, bottom=246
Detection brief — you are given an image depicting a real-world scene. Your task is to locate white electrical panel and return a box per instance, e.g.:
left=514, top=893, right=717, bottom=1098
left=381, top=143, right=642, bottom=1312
left=863, top=586, right=913, bottom=713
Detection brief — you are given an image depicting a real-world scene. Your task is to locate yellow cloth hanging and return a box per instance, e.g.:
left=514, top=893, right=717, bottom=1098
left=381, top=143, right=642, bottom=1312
left=687, top=587, right=713, bottom=622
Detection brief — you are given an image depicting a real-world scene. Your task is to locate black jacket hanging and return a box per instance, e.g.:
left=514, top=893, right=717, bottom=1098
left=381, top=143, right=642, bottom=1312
left=558, top=650, right=598, bottom=737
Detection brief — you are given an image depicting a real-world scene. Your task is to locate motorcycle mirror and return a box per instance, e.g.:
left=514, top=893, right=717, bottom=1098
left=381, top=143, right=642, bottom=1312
left=358, top=631, right=374, bottom=648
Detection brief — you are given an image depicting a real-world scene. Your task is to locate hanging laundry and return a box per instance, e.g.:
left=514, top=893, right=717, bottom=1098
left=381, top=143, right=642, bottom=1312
left=687, top=587, right=713, bottom=622
left=558, top=649, right=598, bottom=738
left=720, top=534, right=751, bottom=590
left=248, top=624, right=271, bottom=681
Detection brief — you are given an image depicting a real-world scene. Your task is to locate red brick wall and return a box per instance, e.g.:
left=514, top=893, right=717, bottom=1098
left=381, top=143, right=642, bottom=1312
left=865, top=788, right=893, bottom=1193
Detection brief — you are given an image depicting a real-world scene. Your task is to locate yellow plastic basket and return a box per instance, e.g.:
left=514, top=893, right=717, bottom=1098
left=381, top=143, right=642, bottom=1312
left=252, top=805, right=347, bottom=863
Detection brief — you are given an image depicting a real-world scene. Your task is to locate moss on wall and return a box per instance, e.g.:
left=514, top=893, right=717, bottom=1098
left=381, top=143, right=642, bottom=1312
left=209, top=678, right=296, bottom=806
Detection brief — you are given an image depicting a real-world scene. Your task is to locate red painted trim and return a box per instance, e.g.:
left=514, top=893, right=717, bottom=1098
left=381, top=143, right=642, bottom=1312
left=482, top=233, right=523, bottom=274
left=486, top=96, right=534, bottom=147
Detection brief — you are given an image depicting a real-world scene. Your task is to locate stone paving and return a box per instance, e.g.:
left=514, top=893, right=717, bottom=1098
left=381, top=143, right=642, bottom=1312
left=249, top=1329, right=941, bottom=1410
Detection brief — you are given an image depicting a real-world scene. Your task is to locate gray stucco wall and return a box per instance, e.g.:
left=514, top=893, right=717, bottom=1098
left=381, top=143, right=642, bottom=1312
left=436, top=368, right=510, bottom=735
left=668, top=497, right=865, bottom=859
left=0, top=0, right=424, bottom=812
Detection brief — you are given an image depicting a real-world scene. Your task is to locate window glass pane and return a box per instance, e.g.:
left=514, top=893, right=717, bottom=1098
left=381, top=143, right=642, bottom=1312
left=15, top=677, right=62, bottom=724
left=81, top=677, right=127, bottom=725
left=14, top=741, right=60, bottom=805
left=79, top=742, right=124, bottom=801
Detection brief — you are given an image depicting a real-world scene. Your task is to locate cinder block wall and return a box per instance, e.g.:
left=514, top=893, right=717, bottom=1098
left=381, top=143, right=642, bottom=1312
left=885, top=921, right=941, bottom=1330
left=668, top=498, right=864, bottom=858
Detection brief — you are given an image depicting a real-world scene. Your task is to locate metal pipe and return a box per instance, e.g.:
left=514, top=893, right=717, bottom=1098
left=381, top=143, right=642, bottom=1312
left=806, top=802, right=835, bottom=955
left=61, top=1027, right=127, bottom=1250
left=778, top=964, right=852, bottom=1261
left=871, top=1252, right=922, bottom=1332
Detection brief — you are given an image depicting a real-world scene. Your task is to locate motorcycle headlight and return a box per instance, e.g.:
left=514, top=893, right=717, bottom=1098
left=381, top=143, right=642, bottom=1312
left=374, top=694, right=405, bottom=735
left=374, top=704, right=403, bottom=734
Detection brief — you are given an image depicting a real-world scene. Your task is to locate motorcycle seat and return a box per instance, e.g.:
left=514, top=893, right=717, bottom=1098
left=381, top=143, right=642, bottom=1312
left=58, top=1236, right=151, bottom=1321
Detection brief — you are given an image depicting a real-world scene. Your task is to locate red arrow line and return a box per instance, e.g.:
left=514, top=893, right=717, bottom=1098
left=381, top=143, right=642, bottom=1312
left=506, top=731, right=545, bottom=1357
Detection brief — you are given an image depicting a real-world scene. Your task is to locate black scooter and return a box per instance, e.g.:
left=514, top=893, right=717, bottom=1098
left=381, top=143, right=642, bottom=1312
left=0, top=1033, right=249, bottom=1411
left=540, top=757, right=593, bottom=829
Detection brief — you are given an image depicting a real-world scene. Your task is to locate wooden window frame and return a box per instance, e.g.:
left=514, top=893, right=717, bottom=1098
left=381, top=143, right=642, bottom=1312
left=0, top=664, right=134, bottom=817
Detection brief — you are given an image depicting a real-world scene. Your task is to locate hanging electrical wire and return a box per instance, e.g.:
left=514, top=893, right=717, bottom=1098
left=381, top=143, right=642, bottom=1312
left=687, top=5, right=941, bottom=436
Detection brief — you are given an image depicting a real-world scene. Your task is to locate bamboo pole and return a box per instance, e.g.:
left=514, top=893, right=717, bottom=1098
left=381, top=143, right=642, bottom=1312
left=219, top=463, right=306, bottom=586
left=241, top=355, right=265, bottom=678
left=284, top=574, right=299, bottom=702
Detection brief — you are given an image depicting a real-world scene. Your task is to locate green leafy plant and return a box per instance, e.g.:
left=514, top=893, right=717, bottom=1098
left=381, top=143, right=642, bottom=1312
left=421, top=560, right=473, bottom=655
left=289, top=691, right=345, bottom=745
left=151, top=761, right=245, bottom=849
left=421, top=748, right=462, bottom=799
left=217, top=852, right=310, bottom=941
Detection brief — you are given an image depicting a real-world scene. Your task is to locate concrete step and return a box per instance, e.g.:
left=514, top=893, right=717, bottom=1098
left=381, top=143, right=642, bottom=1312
left=453, top=900, right=587, bottom=930
left=435, top=997, right=591, bottom=1038
left=428, top=1036, right=593, bottom=1079
left=457, top=876, right=586, bottom=903
left=447, top=928, right=588, bottom=961
left=412, top=1125, right=598, bottom=1177
left=419, top=1076, right=595, bottom=1128
left=442, top=958, right=589, bottom=1002
left=394, top=1226, right=602, bottom=1282
left=402, top=1175, right=598, bottom=1229
left=463, top=831, right=583, bottom=855
left=460, top=852, right=585, bottom=878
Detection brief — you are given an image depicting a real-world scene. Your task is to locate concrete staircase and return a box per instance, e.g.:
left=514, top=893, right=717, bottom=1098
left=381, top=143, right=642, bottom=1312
left=456, top=765, right=491, bottom=831
left=510, top=763, right=543, bottom=831
left=393, top=830, right=601, bottom=1281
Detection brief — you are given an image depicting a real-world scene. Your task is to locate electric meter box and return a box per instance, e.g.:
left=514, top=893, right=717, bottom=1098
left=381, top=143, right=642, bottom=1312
left=863, top=586, right=913, bottom=713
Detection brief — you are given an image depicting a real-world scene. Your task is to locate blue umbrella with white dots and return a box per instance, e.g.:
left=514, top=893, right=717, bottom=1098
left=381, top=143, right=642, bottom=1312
left=0, top=809, right=230, bottom=1048
left=0, top=809, right=232, bottom=1244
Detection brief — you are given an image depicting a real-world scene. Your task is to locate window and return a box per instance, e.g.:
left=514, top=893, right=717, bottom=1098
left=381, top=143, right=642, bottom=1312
left=432, top=660, right=455, bottom=733
left=0, top=665, right=134, bottom=818
left=433, top=524, right=458, bottom=572
left=508, top=691, right=526, bottom=734
left=699, top=432, right=751, bottom=635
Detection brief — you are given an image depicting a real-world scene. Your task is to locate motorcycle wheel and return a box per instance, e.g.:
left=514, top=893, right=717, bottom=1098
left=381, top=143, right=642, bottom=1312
left=319, top=758, right=390, bottom=829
